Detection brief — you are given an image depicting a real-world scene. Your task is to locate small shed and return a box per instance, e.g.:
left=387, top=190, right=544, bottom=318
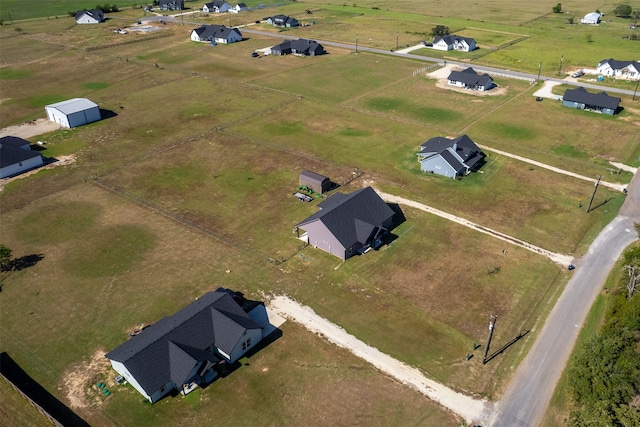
left=45, top=98, right=101, bottom=128
left=299, top=170, right=331, bottom=194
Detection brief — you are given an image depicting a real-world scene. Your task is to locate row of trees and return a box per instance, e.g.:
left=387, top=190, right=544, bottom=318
left=68, top=4, right=119, bottom=16
left=566, top=245, right=640, bottom=426
left=553, top=2, right=639, bottom=20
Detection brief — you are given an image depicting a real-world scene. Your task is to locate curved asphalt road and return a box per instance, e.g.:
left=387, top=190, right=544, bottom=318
left=488, top=171, right=640, bottom=427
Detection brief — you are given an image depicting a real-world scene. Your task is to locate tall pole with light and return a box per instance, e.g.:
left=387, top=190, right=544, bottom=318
left=355, top=33, right=358, bottom=53
left=537, top=61, right=542, bottom=81
left=396, top=31, right=399, bottom=50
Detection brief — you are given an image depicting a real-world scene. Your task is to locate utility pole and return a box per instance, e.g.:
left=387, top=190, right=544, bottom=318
left=633, top=78, right=639, bottom=100
left=558, top=53, right=564, bottom=75
left=537, top=61, right=542, bottom=81
left=355, top=33, right=358, bottom=53
left=482, top=315, right=497, bottom=364
left=396, top=31, right=399, bottom=50
left=586, top=176, right=602, bottom=213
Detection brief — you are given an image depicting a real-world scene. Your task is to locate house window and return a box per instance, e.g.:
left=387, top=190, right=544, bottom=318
left=242, top=338, right=251, bottom=351
left=160, top=386, right=166, bottom=393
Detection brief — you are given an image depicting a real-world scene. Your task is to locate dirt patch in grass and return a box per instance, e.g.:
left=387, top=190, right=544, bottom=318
left=60, top=350, right=111, bottom=409
left=0, top=118, right=61, bottom=139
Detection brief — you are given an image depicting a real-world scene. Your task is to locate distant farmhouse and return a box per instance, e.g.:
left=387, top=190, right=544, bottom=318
left=266, top=14, right=299, bottom=28
left=202, top=1, right=231, bottom=13
left=271, top=39, right=325, bottom=56
left=418, top=135, right=485, bottom=179
left=432, top=35, right=476, bottom=52
left=596, top=59, right=640, bottom=80
left=45, top=98, right=101, bottom=128
left=229, top=3, right=247, bottom=13
left=159, top=0, right=184, bottom=10
left=106, top=290, right=268, bottom=403
left=580, top=12, right=602, bottom=24
left=447, top=67, right=494, bottom=91
left=190, top=25, right=242, bottom=43
left=0, top=136, right=44, bottom=179
left=75, top=9, right=105, bottom=24
left=562, top=87, right=620, bottom=115
left=295, top=187, right=395, bottom=260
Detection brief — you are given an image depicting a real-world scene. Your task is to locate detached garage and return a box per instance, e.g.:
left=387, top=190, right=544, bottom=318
left=45, top=98, right=101, bottom=128
left=299, top=170, right=331, bottom=194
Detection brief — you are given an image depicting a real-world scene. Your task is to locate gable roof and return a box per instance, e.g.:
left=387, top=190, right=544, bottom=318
left=582, top=12, right=601, bottom=21
left=300, top=170, right=329, bottom=185
left=563, top=86, right=621, bottom=110
left=272, top=39, right=324, bottom=55
left=192, top=24, right=241, bottom=40
left=269, top=14, right=298, bottom=26
left=597, top=58, right=640, bottom=71
left=296, top=187, right=394, bottom=249
left=45, top=98, right=98, bottom=115
left=419, top=135, right=485, bottom=170
left=447, top=67, right=493, bottom=87
left=434, top=34, right=475, bottom=46
left=75, top=9, right=105, bottom=21
left=204, top=1, right=229, bottom=8
left=0, top=136, right=42, bottom=169
left=106, top=292, right=261, bottom=395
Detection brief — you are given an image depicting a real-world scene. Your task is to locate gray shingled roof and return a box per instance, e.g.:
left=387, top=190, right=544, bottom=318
left=447, top=67, right=493, bottom=88
left=434, top=34, right=475, bottom=46
left=419, top=135, right=485, bottom=170
left=0, top=136, right=42, bottom=169
left=296, top=187, right=394, bottom=249
left=598, top=58, right=640, bottom=71
left=563, top=86, right=620, bottom=110
left=105, top=292, right=261, bottom=395
left=75, top=9, right=104, bottom=21
left=192, top=24, right=241, bottom=40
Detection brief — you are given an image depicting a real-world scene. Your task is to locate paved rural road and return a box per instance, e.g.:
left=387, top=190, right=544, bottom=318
left=489, top=171, right=640, bottom=427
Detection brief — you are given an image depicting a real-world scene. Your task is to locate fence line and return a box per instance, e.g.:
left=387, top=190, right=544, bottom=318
left=412, top=63, right=442, bottom=76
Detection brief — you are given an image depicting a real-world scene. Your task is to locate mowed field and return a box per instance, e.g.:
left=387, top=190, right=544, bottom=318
left=0, top=3, right=638, bottom=426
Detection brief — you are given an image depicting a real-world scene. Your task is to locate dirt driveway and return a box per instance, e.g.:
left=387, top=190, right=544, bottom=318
left=267, top=294, right=492, bottom=425
left=0, top=118, right=61, bottom=139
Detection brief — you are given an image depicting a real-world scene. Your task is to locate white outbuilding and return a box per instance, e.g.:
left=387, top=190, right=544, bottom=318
left=45, top=98, right=101, bottom=128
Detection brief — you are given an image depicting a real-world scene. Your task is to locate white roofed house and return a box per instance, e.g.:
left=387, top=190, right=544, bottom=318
left=45, top=98, right=101, bottom=128
left=229, top=3, right=247, bottom=13
left=105, top=291, right=266, bottom=403
left=190, top=25, right=242, bottom=43
left=580, top=12, right=602, bottom=24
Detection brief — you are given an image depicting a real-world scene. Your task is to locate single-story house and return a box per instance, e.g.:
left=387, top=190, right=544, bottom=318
left=580, top=12, right=602, bottom=24
left=596, top=59, right=640, bottom=80
left=418, top=135, right=485, bottom=179
left=45, top=98, right=101, bottom=128
left=190, top=25, right=242, bottom=43
left=75, top=9, right=105, bottom=24
left=229, top=3, right=247, bottom=13
left=202, top=1, right=231, bottom=13
left=432, top=35, right=476, bottom=52
left=271, top=39, right=325, bottom=56
left=447, top=67, right=494, bottom=91
left=159, top=0, right=184, bottom=10
left=562, top=87, right=620, bottom=115
left=299, top=170, right=331, bottom=194
left=266, top=14, right=299, bottom=27
left=105, top=290, right=266, bottom=403
left=295, top=186, right=395, bottom=260
left=0, top=136, right=44, bottom=179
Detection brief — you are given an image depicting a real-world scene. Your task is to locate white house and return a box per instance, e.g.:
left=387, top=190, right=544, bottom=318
left=580, top=12, right=602, bottom=24
left=190, top=25, right=242, bottom=43
left=432, top=35, right=476, bottom=52
left=596, top=59, right=640, bottom=80
left=45, top=98, right=101, bottom=128
left=229, top=3, right=247, bottom=13
left=0, top=136, right=44, bottom=179
left=202, top=1, right=231, bottom=13
left=105, top=291, right=266, bottom=403
left=75, top=9, right=105, bottom=24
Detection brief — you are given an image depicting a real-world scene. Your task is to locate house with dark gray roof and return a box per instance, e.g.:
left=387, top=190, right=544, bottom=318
left=562, top=87, right=620, bottom=115
left=202, top=1, right=231, bottom=13
left=447, top=67, right=493, bottom=91
left=75, top=9, right=105, bottom=24
left=266, top=14, right=299, bottom=27
left=159, top=0, right=184, bottom=10
left=190, top=25, right=242, bottom=44
left=596, top=59, right=640, bottom=80
left=0, top=136, right=44, bottom=179
left=295, top=187, right=394, bottom=260
left=271, top=39, right=325, bottom=56
left=432, top=35, right=476, bottom=52
left=105, top=291, right=265, bottom=403
left=418, top=135, right=485, bottom=179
